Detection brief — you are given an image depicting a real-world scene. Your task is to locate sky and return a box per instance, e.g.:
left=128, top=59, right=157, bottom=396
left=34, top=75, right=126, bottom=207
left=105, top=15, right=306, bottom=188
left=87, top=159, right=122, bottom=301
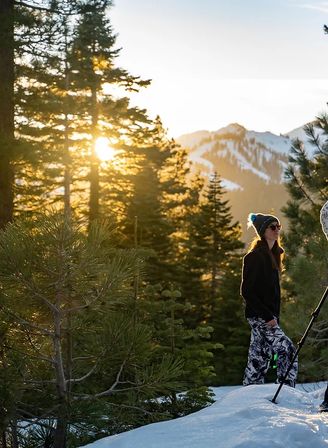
left=110, top=0, right=328, bottom=138
left=81, top=383, right=328, bottom=447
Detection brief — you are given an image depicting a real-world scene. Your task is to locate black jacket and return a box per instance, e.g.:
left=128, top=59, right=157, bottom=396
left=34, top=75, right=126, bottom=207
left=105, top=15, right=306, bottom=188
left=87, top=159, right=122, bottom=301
left=240, top=246, right=281, bottom=322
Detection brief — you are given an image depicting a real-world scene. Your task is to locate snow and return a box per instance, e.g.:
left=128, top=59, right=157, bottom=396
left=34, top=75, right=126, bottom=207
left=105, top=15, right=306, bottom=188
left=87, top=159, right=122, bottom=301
left=221, top=178, right=243, bottom=191
left=224, top=141, right=271, bottom=182
left=80, top=383, right=328, bottom=448
left=188, top=142, right=214, bottom=170
left=176, top=123, right=325, bottom=187
left=247, top=130, right=291, bottom=155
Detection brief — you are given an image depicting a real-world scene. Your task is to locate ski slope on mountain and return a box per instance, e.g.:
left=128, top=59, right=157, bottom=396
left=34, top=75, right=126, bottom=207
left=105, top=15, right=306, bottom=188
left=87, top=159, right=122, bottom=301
left=81, top=383, right=328, bottom=448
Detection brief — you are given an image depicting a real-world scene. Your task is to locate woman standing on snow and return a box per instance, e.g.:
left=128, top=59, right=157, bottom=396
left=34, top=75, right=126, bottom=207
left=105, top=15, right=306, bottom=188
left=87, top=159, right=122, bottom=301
left=241, top=212, right=298, bottom=387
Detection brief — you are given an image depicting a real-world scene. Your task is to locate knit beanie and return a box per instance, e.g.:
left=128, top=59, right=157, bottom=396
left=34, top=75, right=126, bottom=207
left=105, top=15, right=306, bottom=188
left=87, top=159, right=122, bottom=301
left=247, top=213, right=280, bottom=237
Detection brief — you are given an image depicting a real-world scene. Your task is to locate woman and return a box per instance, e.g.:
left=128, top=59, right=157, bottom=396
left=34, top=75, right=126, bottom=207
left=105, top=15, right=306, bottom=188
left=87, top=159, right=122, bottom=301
left=241, top=212, right=298, bottom=387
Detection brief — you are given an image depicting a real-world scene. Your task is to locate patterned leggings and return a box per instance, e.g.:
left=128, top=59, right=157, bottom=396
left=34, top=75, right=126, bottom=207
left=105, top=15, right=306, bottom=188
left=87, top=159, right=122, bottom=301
left=243, top=317, right=298, bottom=386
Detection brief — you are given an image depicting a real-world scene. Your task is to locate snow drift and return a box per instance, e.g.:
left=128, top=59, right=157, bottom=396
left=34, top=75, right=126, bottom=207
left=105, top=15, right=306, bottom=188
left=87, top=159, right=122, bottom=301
left=81, top=383, right=328, bottom=448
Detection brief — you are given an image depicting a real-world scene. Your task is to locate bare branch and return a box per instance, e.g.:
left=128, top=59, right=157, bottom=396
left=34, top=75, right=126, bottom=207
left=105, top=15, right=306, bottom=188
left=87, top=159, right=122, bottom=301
left=74, top=359, right=130, bottom=400
left=94, top=358, right=127, bottom=398
left=72, top=356, right=96, bottom=361
left=14, top=0, right=77, bottom=15
left=23, top=379, right=56, bottom=384
left=67, top=348, right=105, bottom=385
left=14, top=0, right=53, bottom=12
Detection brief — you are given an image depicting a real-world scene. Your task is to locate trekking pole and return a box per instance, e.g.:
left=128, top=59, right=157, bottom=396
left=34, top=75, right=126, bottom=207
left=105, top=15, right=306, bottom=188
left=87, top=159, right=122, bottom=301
left=271, top=285, right=328, bottom=404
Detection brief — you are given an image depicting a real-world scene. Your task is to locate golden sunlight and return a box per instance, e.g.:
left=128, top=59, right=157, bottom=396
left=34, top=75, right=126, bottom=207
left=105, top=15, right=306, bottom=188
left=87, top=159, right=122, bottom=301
left=95, top=137, right=116, bottom=161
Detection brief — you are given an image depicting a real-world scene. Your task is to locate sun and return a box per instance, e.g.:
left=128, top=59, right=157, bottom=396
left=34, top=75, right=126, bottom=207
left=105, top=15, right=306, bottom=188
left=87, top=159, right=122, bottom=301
left=95, top=137, right=116, bottom=161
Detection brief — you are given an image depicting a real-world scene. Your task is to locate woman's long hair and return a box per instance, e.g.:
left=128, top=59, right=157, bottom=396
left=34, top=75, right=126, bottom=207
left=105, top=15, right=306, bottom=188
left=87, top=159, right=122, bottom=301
left=247, top=236, right=285, bottom=272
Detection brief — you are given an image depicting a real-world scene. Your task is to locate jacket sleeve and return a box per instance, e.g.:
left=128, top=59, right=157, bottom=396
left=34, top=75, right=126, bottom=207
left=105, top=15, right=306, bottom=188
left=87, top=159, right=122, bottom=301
left=240, top=251, right=275, bottom=322
left=320, top=201, right=328, bottom=240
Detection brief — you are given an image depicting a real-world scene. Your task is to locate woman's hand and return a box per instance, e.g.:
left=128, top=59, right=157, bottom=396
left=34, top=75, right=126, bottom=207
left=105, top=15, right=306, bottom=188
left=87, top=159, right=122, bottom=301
left=266, top=319, right=278, bottom=327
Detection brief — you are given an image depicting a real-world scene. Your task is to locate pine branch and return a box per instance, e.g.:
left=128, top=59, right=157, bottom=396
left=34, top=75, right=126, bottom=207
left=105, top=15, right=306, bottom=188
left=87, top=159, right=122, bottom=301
left=14, top=0, right=77, bottom=15
left=15, top=406, right=59, bottom=429
left=107, top=402, right=156, bottom=416
left=64, top=273, right=121, bottom=313
left=2, top=307, right=54, bottom=338
left=3, top=344, right=55, bottom=365
left=14, top=0, right=53, bottom=12
left=304, top=123, right=324, bottom=155
left=23, top=327, right=54, bottom=363
left=13, top=273, right=59, bottom=314
left=287, top=168, right=316, bottom=206
left=72, top=355, right=96, bottom=361
left=92, top=357, right=127, bottom=398
left=67, top=350, right=105, bottom=385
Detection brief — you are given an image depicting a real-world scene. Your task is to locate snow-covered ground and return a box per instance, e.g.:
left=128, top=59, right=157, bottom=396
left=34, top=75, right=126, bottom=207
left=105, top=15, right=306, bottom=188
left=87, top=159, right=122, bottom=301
left=81, top=383, right=328, bottom=448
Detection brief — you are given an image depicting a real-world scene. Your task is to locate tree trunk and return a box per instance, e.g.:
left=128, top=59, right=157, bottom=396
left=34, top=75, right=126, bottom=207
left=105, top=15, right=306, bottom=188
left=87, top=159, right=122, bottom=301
left=0, top=0, right=14, bottom=228
left=89, top=158, right=100, bottom=222
left=88, top=85, right=99, bottom=223
left=63, top=22, right=71, bottom=220
left=53, top=409, right=67, bottom=448
left=53, top=307, right=68, bottom=448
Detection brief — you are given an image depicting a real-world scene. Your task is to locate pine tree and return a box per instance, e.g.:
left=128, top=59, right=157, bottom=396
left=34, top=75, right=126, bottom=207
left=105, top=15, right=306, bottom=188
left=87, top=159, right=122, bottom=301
left=183, top=172, right=243, bottom=326
left=0, top=212, right=184, bottom=447
left=116, top=123, right=220, bottom=404
left=282, top=116, right=328, bottom=381
left=14, top=0, right=83, bottom=219
left=12, top=0, right=151, bottom=225
left=137, top=283, right=216, bottom=418
left=68, top=0, right=150, bottom=225
left=120, top=119, right=177, bottom=284
left=211, top=255, right=249, bottom=385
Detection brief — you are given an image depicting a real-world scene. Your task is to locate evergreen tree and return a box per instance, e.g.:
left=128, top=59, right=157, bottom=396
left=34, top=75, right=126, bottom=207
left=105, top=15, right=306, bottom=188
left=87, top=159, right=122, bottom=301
left=183, top=172, right=243, bottom=326
left=211, top=255, right=249, bottom=385
left=12, top=0, right=151, bottom=225
left=282, top=116, right=328, bottom=381
left=137, top=284, right=216, bottom=418
left=120, top=119, right=177, bottom=284
left=117, top=123, right=220, bottom=403
left=0, top=212, right=183, bottom=447
left=14, top=0, right=82, bottom=219
left=68, top=0, right=150, bottom=224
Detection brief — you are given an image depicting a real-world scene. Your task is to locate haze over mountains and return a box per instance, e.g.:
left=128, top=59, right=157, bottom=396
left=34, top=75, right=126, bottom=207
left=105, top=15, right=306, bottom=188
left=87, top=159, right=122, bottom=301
left=176, top=123, right=313, bottom=241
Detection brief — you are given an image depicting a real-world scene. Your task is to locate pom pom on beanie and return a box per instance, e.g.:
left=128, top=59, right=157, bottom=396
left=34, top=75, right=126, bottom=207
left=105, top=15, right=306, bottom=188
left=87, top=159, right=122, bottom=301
left=247, top=213, right=280, bottom=237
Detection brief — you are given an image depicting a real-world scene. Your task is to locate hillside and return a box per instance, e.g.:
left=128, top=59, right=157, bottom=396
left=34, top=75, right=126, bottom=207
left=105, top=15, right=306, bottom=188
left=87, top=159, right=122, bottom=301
left=177, top=123, right=314, bottom=242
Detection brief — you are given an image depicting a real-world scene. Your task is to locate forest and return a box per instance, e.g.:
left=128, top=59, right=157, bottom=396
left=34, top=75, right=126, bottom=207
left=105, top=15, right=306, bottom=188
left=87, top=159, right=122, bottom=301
left=0, top=1, right=328, bottom=447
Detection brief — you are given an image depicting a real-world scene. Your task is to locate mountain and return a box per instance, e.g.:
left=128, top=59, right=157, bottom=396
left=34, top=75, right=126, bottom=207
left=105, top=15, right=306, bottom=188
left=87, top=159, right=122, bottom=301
left=176, top=123, right=313, bottom=241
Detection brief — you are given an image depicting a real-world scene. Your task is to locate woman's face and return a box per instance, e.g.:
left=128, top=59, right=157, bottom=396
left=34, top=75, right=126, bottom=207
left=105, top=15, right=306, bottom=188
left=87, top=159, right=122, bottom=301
left=264, top=221, right=281, bottom=242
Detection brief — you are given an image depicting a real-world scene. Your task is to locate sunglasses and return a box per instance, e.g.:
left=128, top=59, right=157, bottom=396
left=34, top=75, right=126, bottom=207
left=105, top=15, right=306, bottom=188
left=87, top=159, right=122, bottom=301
left=268, top=224, right=281, bottom=231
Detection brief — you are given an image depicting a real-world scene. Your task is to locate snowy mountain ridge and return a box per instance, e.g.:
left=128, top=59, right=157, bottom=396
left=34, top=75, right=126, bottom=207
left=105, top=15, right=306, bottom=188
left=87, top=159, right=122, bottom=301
left=176, top=122, right=316, bottom=238
left=177, top=122, right=315, bottom=189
